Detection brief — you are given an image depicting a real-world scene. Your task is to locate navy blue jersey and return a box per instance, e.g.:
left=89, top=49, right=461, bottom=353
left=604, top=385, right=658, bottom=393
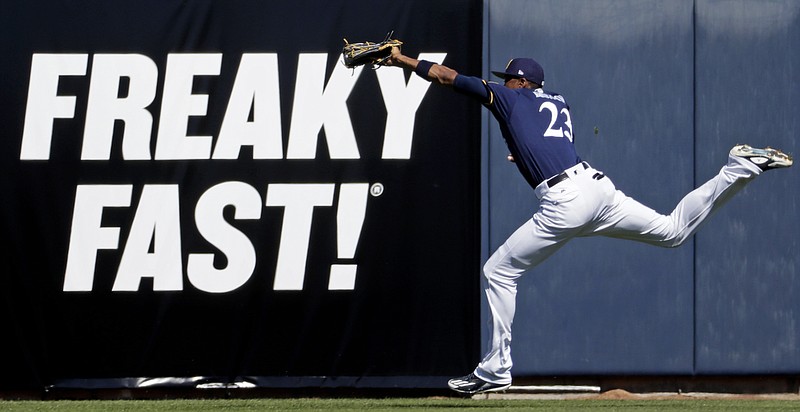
left=453, top=75, right=582, bottom=188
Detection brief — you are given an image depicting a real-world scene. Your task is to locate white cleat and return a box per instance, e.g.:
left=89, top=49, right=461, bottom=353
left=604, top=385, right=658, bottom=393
left=730, top=144, right=793, bottom=171
left=447, top=373, right=511, bottom=395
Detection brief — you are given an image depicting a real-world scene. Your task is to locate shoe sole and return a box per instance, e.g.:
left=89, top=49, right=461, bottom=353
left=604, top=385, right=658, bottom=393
left=448, top=382, right=511, bottom=395
left=478, top=383, right=512, bottom=394
left=731, top=145, right=793, bottom=169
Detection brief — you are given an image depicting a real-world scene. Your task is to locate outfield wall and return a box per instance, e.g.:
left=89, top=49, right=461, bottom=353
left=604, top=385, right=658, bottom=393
left=486, top=0, right=800, bottom=376
left=0, top=0, right=797, bottom=392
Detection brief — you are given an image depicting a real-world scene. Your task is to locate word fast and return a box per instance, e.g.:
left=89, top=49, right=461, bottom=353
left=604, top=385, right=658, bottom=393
left=20, top=52, right=446, bottom=161
left=64, top=182, right=368, bottom=293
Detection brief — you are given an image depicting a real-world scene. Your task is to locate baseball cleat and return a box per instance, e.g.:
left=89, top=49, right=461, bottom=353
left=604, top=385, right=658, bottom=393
left=730, top=144, right=793, bottom=170
left=447, top=373, right=511, bottom=395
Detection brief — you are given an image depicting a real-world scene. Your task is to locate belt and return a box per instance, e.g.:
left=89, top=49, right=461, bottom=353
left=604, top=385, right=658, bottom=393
left=545, top=162, right=589, bottom=188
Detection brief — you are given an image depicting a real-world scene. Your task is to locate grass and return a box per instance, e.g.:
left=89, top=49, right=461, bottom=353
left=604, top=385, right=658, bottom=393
left=1, top=398, right=800, bottom=411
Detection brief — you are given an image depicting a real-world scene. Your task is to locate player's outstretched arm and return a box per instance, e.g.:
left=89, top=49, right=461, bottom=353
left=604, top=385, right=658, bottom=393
left=385, top=45, right=492, bottom=104
left=385, top=47, right=458, bottom=86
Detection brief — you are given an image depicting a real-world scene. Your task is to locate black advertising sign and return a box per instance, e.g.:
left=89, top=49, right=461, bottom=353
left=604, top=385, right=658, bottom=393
left=0, top=0, right=481, bottom=388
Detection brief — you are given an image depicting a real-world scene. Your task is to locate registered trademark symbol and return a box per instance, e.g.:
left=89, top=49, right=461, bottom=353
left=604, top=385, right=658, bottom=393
left=370, top=183, right=384, bottom=197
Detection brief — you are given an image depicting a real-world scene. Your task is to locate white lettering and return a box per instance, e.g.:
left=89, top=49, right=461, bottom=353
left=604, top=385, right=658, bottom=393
left=26, top=50, right=440, bottom=295
left=20, top=54, right=88, bottom=160
left=63, top=182, right=371, bottom=293
left=287, top=54, right=362, bottom=159
left=213, top=54, right=283, bottom=160
left=155, top=53, right=222, bottom=160
left=266, top=184, right=335, bottom=290
left=63, top=185, right=132, bottom=291
left=22, top=52, right=437, bottom=162
left=113, top=185, right=183, bottom=291
left=188, top=182, right=262, bottom=293
left=377, top=53, right=446, bottom=159
left=328, top=183, right=368, bottom=290
left=83, top=54, right=158, bottom=160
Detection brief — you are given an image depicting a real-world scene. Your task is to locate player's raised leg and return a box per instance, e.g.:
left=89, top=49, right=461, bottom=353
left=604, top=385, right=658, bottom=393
left=590, top=144, right=791, bottom=246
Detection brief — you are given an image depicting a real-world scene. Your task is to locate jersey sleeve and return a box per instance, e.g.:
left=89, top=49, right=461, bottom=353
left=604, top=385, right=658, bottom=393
left=452, top=74, right=518, bottom=120
left=482, top=82, right=518, bottom=120
left=452, top=74, right=491, bottom=104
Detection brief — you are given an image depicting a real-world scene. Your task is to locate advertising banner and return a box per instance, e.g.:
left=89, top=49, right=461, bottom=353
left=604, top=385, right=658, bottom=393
left=0, top=0, right=482, bottom=389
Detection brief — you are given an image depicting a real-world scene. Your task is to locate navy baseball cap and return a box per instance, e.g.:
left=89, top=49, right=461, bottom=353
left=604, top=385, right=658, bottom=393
left=491, top=58, right=544, bottom=86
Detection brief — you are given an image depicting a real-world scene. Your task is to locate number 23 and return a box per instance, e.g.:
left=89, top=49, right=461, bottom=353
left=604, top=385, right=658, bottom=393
left=539, top=101, right=573, bottom=142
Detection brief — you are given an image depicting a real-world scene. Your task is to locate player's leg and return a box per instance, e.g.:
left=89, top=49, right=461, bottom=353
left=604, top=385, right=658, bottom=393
left=475, top=219, right=571, bottom=384
left=591, top=145, right=790, bottom=246
left=450, top=184, right=588, bottom=394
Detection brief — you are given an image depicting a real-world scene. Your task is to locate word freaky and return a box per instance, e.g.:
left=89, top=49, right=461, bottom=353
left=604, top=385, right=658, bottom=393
left=21, top=52, right=446, bottom=161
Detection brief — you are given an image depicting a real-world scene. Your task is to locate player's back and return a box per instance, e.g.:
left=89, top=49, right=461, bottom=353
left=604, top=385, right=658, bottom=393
left=487, top=85, right=581, bottom=187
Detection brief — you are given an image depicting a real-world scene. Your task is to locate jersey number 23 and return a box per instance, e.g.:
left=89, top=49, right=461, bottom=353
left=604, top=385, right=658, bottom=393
left=539, top=101, right=574, bottom=142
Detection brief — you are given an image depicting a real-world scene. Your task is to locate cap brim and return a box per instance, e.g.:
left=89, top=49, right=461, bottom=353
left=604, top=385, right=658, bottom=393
left=492, top=70, right=526, bottom=80
left=491, top=70, right=509, bottom=79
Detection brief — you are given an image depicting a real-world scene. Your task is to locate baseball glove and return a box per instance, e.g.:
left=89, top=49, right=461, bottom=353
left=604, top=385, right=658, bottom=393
left=341, top=31, right=403, bottom=69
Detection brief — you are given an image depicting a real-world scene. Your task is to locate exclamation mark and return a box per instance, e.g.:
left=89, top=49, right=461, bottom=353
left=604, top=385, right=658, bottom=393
left=329, top=183, right=368, bottom=290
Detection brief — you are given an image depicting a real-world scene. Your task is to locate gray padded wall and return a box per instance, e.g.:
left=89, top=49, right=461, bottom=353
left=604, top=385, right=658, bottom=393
left=484, top=0, right=798, bottom=375
left=693, top=0, right=800, bottom=373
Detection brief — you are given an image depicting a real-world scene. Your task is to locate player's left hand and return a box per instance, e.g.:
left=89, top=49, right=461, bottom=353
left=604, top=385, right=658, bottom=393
left=341, top=31, right=403, bottom=68
left=383, top=46, right=403, bottom=67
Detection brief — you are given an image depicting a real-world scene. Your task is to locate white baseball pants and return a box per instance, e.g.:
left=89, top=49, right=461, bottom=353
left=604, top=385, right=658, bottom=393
left=474, top=153, right=763, bottom=384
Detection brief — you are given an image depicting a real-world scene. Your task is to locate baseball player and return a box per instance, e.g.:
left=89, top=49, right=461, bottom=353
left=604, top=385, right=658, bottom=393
left=384, top=47, right=793, bottom=394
